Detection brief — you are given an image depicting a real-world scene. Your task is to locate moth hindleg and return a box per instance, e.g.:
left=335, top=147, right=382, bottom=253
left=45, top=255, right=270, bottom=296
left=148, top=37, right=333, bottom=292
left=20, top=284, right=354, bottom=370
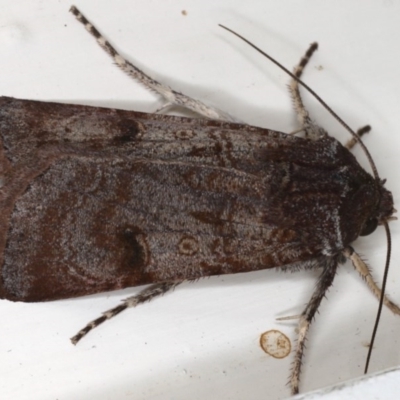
left=70, top=6, right=238, bottom=122
left=70, top=281, right=182, bottom=345
left=290, top=257, right=338, bottom=394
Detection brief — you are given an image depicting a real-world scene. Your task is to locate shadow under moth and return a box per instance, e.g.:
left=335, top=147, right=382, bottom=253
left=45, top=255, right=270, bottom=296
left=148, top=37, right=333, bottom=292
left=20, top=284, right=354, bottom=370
left=0, top=5, right=398, bottom=395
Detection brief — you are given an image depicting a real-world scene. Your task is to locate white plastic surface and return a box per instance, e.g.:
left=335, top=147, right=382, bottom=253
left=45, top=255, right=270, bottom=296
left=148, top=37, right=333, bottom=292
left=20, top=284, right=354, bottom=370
left=297, top=366, right=400, bottom=400
left=1, top=1, right=399, bottom=399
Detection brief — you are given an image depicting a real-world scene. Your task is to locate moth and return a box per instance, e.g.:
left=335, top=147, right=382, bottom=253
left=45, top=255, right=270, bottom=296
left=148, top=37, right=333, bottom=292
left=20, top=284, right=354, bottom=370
left=0, top=5, right=398, bottom=395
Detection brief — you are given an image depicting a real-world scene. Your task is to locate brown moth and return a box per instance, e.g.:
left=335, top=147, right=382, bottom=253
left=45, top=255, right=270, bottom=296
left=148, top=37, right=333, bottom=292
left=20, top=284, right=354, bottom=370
left=0, top=5, right=398, bottom=395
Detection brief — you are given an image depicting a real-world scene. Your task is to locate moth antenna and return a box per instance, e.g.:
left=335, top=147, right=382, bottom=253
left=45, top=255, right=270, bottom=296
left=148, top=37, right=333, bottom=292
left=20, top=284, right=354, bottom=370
left=364, top=221, right=392, bottom=373
left=218, top=25, right=380, bottom=180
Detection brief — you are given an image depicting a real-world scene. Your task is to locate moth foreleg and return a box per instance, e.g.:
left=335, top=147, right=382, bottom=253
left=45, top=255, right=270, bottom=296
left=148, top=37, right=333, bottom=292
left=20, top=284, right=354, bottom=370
left=70, top=281, right=182, bottom=345
left=344, top=125, right=371, bottom=150
left=343, top=246, right=400, bottom=315
left=290, top=258, right=338, bottom=394
left=69, top=6, right=238, bottom=122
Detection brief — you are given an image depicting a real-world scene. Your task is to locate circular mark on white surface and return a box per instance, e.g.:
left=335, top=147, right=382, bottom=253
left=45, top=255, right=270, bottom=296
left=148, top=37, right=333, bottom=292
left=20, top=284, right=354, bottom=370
left=260, top=330, right=291, bottom=359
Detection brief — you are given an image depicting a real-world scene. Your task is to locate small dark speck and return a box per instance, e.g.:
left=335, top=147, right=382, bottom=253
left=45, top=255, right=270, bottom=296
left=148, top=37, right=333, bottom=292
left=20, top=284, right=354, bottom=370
left=182, top=10, right=187, bottom=16
left=315, top=65, right=323, bottom=71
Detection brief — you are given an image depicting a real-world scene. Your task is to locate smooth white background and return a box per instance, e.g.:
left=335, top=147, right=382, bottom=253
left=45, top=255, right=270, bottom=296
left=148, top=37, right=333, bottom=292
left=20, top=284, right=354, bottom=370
left=299, top=367, right=400, bottom=400
left=1, top=1, right=400, bottom=399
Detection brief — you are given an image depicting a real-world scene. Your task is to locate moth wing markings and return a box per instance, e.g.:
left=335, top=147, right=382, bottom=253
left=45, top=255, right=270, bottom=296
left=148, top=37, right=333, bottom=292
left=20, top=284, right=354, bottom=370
left=3, top=150, right=312, bottom=301
left=0, top=98, right=378, bottom=301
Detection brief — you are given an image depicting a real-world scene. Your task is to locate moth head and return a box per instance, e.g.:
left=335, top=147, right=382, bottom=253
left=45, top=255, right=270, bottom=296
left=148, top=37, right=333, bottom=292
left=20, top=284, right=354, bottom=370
left=360, top=179, right=396, bottom=236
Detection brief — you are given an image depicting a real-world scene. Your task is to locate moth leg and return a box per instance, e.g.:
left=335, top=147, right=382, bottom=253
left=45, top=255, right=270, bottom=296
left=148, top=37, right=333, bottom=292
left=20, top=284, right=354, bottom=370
left=288, top=43, right=328, bottom=140
left=70, top=281, right=181, bottom=345
left=288, top=127, right=304, bottom=135
left=343, top=247, right=400, bottom=315
left=291, top=258, right=338, bottom=395
left=69, top=6, right=238, bottom=122
left=345, top=125, right=371, bottom=150
left=276, top=314, right=301, bottom=321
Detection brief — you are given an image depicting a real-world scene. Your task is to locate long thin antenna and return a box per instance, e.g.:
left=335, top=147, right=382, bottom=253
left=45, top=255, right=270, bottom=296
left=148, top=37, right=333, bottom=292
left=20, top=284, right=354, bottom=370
left=364, top=221, right=392, bottom=373
left=218, top=24, right=380, bottom=180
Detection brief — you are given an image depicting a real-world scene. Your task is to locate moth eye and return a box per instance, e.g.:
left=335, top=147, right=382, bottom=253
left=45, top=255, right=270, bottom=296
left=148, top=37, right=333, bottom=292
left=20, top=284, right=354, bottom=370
left=360, top=218, right=378, bottom=236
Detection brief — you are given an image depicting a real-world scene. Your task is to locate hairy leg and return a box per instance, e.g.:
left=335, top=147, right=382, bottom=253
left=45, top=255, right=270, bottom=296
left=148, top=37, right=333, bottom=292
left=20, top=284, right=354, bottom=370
left=70, top=6, right=238, bottom=122
left=290, top=257, right=338, bottom=394
left=288, top=43, right=328, bottom=140
left=343, top=246, right=400, bottom=315
left=345, top=125, right=371, bottom=150
left=71, top=281, right=182, bottom=344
